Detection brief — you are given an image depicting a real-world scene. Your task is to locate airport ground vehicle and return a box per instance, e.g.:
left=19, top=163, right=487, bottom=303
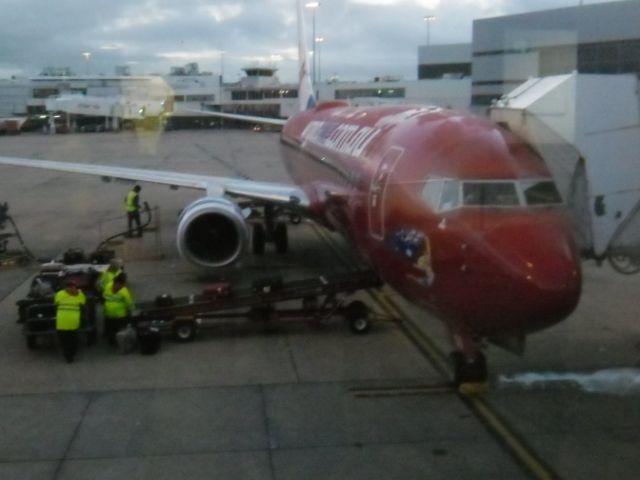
left=16, top=255, right=108, bottom=350
left=133, top=270, right=383, bottom=344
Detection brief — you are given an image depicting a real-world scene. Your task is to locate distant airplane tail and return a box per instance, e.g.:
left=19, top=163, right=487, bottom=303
left=297, top=0, right=316, bottom=112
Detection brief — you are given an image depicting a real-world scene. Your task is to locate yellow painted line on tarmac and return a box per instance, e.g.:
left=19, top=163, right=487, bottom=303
left=464, top=396, right=560, bottom=480
left=367, top=288, right=453, bottom=380
left=350, top=384, right=454, bottom=398
left=309, top=222, right=560, bottom=480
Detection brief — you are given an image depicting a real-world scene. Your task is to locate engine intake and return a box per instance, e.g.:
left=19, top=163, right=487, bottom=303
left=176, top=197, right=249, bottom=268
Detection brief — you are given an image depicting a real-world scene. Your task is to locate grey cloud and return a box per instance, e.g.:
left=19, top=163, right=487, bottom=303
left=0, top=0, right=624, bottom=81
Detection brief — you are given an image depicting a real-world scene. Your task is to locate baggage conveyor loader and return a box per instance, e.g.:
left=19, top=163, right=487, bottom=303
left=134, top=270, right=384, bottom=344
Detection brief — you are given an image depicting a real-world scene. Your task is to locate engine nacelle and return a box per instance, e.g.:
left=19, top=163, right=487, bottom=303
left=176, top=197, right=249, bottom=268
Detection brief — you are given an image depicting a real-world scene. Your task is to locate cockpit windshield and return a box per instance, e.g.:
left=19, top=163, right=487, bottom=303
left=463, top=182, right=519, bottom=206
left=421, top=178, right=563, bottom=212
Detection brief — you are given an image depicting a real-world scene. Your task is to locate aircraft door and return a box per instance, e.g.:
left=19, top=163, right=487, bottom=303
left=369, top=147, right=403, bottom=240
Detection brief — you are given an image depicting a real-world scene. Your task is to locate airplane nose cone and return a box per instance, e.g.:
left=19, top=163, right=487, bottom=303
left=463, top=218, right=582, bottom=336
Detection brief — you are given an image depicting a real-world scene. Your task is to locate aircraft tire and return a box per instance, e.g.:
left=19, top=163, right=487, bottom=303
left=607, top=252, right=640, bottom=275
left=275, top=222, right=288, bottom=254
left=451, top=351, right=487, bottom=386
left=253, top=224, right=266, bottom=255
left=346, top=300, right=370, bottom=334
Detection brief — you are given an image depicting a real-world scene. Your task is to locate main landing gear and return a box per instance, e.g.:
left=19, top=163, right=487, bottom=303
left=252, top=204, right=297, bottom=255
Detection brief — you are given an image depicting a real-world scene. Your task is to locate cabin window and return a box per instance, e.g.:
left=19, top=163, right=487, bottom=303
left=521, top=180, right=563, bottom=205
left=463, top=182, right=519, bottom=206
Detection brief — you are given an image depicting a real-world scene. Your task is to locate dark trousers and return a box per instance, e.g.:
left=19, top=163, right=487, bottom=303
left=127, top=211, right=142, bottom=237
left=57, top=330, right=78, bottom=363
left=105, top=316, right=128, bottom=345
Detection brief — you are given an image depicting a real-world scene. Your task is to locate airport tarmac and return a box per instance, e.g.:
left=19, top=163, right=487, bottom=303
left=0, top=130, right=639, bottom=479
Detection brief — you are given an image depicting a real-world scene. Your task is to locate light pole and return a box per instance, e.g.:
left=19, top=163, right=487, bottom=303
left=219, top=50, right=225, bottom=85
left=82, top=52, right=92, bottom=76
left=423, top=15, right=435, bottom=47
left=305, top=2, right=320, bottom=85
left=315, top=36, right=324, bottom=83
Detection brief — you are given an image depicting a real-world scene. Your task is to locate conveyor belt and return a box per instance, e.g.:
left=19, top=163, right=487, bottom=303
left=136, top=269, right=382, bottom=319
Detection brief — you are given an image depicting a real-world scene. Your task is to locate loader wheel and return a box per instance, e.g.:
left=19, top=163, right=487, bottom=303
left=274, top=222, right=288, bottom=254
left=173, top=321, right=196, bottom=342
left=26, top=335, right=37, bottom=350
left=252, top=224, right=266, bottom=255
left=345, top=300, right=370, bottom=334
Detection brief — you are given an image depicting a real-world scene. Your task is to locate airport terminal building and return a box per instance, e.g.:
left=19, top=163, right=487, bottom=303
left=470, top=0, right=640, bottom=106
left=1, top=0, right=639, bottom=125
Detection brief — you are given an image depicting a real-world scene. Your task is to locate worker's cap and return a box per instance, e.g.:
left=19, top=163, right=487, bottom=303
left=109, top=258, right=123, bottom=268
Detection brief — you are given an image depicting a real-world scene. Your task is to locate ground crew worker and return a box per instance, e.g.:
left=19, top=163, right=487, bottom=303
left=125, top=185, right=142, bottom=237
left=98, top=258, right=123, bottom=293
left=103, top=272, right=135, bottom=345
left=54, top=278, right=86, bottom=363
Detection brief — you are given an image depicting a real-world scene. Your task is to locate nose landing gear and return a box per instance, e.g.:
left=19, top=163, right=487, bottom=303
left=451, top=332, right=489, bottom=395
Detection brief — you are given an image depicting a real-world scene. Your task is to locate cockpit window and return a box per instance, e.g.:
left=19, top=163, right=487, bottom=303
left=463, top=182, right=519, bottom=206
left=421, top=179, right=444, bottom=211
left=521, top=180, right=563, bottom=205
left=422, top=178, right=562, bottom=211
left=439, top=180, right=460, bottom=211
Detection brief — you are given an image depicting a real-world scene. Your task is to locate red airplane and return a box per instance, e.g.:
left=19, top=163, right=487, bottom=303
left=0, top=0, right=581, bottom=386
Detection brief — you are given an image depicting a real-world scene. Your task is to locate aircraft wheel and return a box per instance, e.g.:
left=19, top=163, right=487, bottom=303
left=173, top=321, right=196, bottom=342
left=451, top=351, right=487, bottom=386
left=345, top=300, right=370, bottom=334
left=607, top=252, right=640, bottom=275
left=252, top=224, right=266, bottom=255
left=274, top=222, right=288, bottom=254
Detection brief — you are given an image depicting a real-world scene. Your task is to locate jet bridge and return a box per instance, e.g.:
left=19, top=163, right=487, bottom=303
left=44, top=95, right=166, bottom=132
left=490, top=73, right=640, bottom=273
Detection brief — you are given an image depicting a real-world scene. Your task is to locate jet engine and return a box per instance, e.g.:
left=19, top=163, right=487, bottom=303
left=176, top=197, right=249, bottom=268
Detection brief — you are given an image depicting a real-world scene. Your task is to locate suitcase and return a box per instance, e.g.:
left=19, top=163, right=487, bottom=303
left=252, top=276, right=284, bottom=294
left=138, top=327, right=161, bottom=355
left=202, top=282, right=231, bottom=299
left=155, top=294, right=174, bottom=307
left=63, top=248, right=86, bottom=265
left=89, top=249, right=115, bottom=264
left=115, top=325, right=137, bottom=354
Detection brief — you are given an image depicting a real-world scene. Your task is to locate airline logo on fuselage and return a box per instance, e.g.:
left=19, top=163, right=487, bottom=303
left=301, top=120, right=381, bottom=157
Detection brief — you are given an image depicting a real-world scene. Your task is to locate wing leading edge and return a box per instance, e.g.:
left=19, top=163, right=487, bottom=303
left=179, top=108, right=287, bottom=127
left=0, top=155, right=309, bottom=207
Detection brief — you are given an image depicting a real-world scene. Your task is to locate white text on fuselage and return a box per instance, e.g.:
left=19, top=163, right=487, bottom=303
left=301, top=121, right=381, bottom=157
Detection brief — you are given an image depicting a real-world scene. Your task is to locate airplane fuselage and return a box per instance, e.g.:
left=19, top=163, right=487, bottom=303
left=281, top=102, right=582, bottom=342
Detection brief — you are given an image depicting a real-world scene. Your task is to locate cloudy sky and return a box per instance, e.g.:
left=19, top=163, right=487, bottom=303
left=0, top=0, right=622, bottom=82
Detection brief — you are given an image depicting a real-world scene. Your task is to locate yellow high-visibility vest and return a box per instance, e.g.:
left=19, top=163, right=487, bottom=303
left=125, top=190, right=139, bottom=213
left=103, top=284, right=134, bottom=319
left=54, top=290, right=86, bottom=331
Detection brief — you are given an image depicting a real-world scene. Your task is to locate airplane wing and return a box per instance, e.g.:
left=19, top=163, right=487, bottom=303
left=0, top=155, right=309, bottom=207
left=178, top=108, right=287, bottom=127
